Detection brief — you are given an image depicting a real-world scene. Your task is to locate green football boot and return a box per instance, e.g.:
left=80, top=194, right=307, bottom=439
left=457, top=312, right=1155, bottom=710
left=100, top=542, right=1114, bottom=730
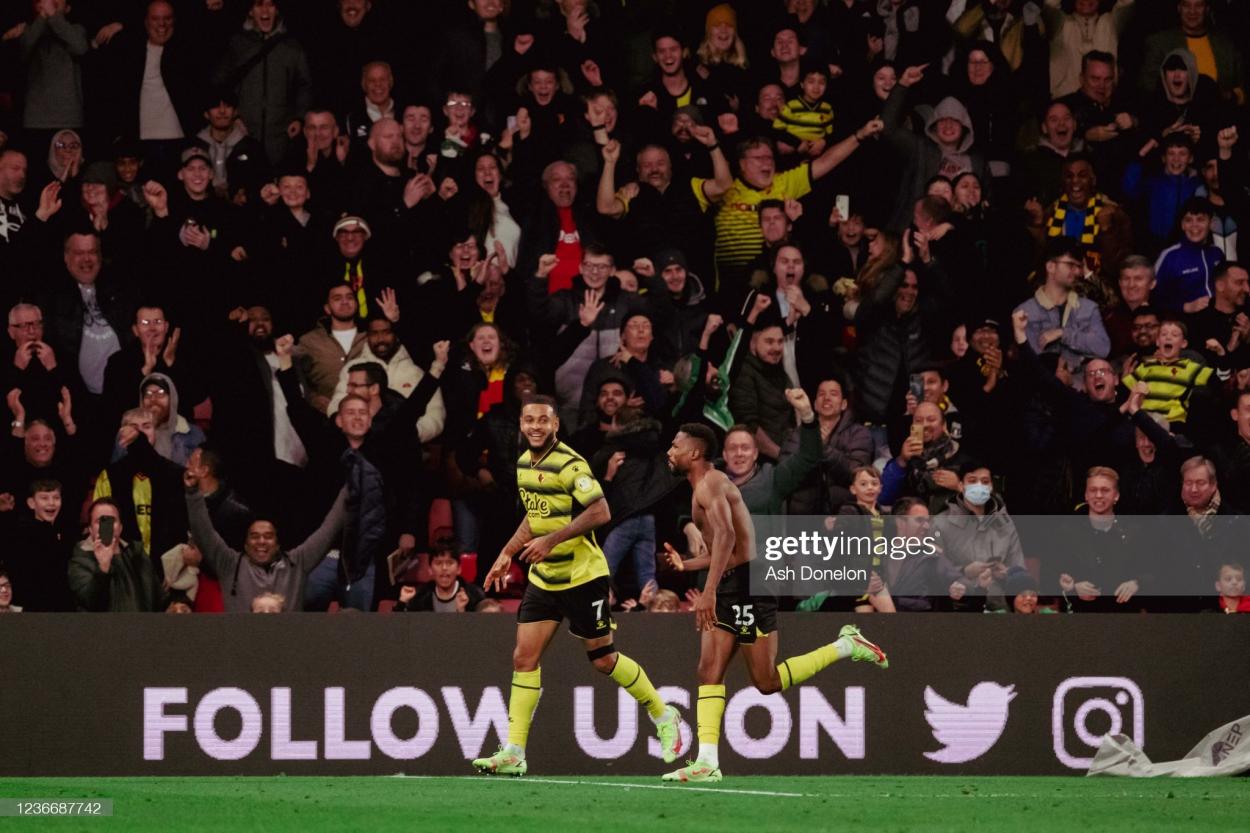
left=656, top=705, right=683, bottom=764
left=661, top=760, right=723, bottom=783
left=838, top=624, right=889, bottom=669
left=472, top=747, right=528, bottom=777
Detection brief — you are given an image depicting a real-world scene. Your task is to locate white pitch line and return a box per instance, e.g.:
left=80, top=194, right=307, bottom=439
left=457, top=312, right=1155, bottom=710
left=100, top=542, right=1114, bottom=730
left=512, top=777, right=813, bottom=797
left=387, top=778, right=1233, bottom=800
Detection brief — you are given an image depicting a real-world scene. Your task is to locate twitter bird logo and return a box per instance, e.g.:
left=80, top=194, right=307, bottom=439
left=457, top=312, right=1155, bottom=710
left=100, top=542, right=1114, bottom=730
left=923, top=683, right=1016, bottom=763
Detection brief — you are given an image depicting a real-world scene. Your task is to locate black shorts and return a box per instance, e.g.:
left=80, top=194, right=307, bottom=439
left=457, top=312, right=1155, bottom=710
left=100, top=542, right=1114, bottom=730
left=517, top=576, right=615, bottom=639
left=714, top=567, right=778, bottom=644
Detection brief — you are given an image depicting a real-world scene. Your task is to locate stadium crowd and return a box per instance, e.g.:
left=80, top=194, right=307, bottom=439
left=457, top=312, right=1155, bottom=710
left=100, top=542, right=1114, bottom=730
left=1, top=0, right=1249, bottom=615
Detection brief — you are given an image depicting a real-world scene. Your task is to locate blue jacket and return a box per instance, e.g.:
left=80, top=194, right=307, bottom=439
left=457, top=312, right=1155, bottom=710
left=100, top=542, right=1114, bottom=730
left=1152, top=240, right=1225, bottom=313
left=1121, top=164, right=1200, bottom=246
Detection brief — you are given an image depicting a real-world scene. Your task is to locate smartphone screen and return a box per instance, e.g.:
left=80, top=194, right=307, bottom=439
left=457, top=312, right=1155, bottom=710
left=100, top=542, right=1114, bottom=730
left=835, top=194, right=850, bottom=219
left=909, top=373, right=924, bottom=400
left=99, top=516, right=115, bottom=547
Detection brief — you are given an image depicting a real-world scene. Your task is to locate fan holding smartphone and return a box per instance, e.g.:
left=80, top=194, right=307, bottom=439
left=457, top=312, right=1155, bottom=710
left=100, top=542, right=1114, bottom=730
left=67, top=500, right=164, bottom=611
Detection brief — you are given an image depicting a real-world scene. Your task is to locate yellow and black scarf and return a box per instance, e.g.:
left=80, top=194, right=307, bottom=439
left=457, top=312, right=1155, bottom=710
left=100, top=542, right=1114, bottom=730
left=1047, top=193, right=1104, bottom=246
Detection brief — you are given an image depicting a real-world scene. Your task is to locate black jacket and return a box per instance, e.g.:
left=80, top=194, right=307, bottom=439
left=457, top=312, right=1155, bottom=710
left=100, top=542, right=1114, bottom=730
left=45, top=274, right=136, bottom=378
left=96, top=32, right=203, bottom=140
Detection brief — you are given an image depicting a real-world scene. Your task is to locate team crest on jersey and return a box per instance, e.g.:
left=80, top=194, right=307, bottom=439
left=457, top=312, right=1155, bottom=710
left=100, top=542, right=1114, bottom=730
left=574, top=475, right=592, bottom=492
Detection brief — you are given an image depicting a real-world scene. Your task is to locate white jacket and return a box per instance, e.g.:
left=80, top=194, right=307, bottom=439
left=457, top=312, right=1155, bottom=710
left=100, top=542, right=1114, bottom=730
left=325, top=343, right=446, bottom=443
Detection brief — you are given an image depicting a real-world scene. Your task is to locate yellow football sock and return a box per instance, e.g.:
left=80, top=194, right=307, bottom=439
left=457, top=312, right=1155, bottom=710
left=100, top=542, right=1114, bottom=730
left=609, top=653, right=667, bottom=719
left=696, top=684, right=727, bottom=745
left=507, top=668, right=542, bottom=748
left=777, top=643, right=841, bottom=691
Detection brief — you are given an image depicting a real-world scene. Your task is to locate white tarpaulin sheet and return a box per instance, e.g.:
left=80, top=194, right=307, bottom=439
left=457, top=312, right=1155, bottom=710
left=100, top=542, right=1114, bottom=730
left=1088, top=716, right=1250, bottom=777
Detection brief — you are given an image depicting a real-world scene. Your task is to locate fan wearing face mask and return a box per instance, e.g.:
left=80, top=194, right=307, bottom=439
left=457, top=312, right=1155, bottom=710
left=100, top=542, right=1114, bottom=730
left=932, top=460, right=1025, bottom=611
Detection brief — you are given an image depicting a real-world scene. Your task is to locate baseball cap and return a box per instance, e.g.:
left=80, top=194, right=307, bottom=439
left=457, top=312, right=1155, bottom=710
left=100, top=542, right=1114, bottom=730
left=180, top=145, right=212, bottom=167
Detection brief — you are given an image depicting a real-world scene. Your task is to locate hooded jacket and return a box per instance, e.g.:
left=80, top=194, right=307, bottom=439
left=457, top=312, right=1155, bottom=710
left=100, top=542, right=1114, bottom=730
left=1141, top=24, right=1244, bottom=101
left=1141, top=49, right=1222, bottom=143
left=212, top=20, right=312, bottom=164
left=933, top=491, right=1024, bottom=608
left=196, top=120, right=268, bottom=198
left=881, top=85, right=989, bottom=230
left=141, top=372, right=205, bottom=466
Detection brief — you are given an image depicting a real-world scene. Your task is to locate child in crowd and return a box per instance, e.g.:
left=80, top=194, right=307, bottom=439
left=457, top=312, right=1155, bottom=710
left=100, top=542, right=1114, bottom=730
left=1215, top=563, right=1250, bottom=613
left=252, top=592, right=286, bottom=613
left=1121, top=318, right=1212, bottom=428
left=774, top=62, right=833, bottom=157
left=395, top=538, right=486, bottom=612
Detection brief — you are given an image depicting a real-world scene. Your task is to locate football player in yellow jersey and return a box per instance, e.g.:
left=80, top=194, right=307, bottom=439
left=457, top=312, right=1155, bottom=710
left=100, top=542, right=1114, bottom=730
left=472, top=395, right=682, bottom=776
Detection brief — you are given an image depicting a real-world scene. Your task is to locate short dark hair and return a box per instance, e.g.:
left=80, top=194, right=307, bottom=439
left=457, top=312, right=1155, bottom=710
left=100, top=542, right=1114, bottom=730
left=581, top=242, right=613, bottom=261
left=1044, top=235, right=1084, bottom=263
left=197, top=447, right=227, bottom=480
left=1132, top=304, right=1161, bottom=321
left=134, top=302, right=166, bottom=323
left=892, top=496, right=927, bottom=516
left=620, top=312, right=653, bottom=335
left=958, top=459, right=992, bottom=479
left=1062, top=151, right=1096, bottom=172
left=521, top=393, right=559, bottom=412
left=348, top=361, right=388, bottom=388
left=758, top=199, right=786, bottom=216
left=431, top=535, right=459, bottom=560
left=735, top=135, right=775, bottom=162
left=1180, top=196, right=1214, bottom=218
left=916, top=195, right=952, bottom=225
left=678, top=422, right=718, bottom=459
left=89, top=497, right=120, bottom=519
left=29, top=478, right=61, bottom=496
left=1081, top=50, right=1115, bottom=71
left=1213, top=261, right=1247, bottom=284
left=1159, top=316, right=1188, bottom=338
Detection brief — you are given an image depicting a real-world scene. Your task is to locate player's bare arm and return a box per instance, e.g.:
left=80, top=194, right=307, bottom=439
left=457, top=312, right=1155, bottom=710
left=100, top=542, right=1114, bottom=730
left=518, top=496, right=611, bottom=563
left=484, top=517, right=534, bottom=591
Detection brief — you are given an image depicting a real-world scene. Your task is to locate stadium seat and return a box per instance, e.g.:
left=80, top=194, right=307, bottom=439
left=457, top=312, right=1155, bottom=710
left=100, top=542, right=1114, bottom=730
left=377, top=599, right=395, bottom=614
left=428, top=498, right=453, bottom=546
left=459, top=553, right=478, bottom=583
left=498, top=598, right=521, bottom=613
left=192, top=397, right=213, bottom=433
left=193, top=575, right=224, bottom=613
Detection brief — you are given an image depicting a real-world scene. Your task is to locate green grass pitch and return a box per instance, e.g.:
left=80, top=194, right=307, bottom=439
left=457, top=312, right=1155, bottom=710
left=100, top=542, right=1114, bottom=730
left=1, top=776, right=1246, bottom=832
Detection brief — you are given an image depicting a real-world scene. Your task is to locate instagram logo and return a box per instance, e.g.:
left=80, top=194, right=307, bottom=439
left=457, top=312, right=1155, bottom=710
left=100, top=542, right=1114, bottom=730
left=1052, top=676, right=1145, bottom=769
